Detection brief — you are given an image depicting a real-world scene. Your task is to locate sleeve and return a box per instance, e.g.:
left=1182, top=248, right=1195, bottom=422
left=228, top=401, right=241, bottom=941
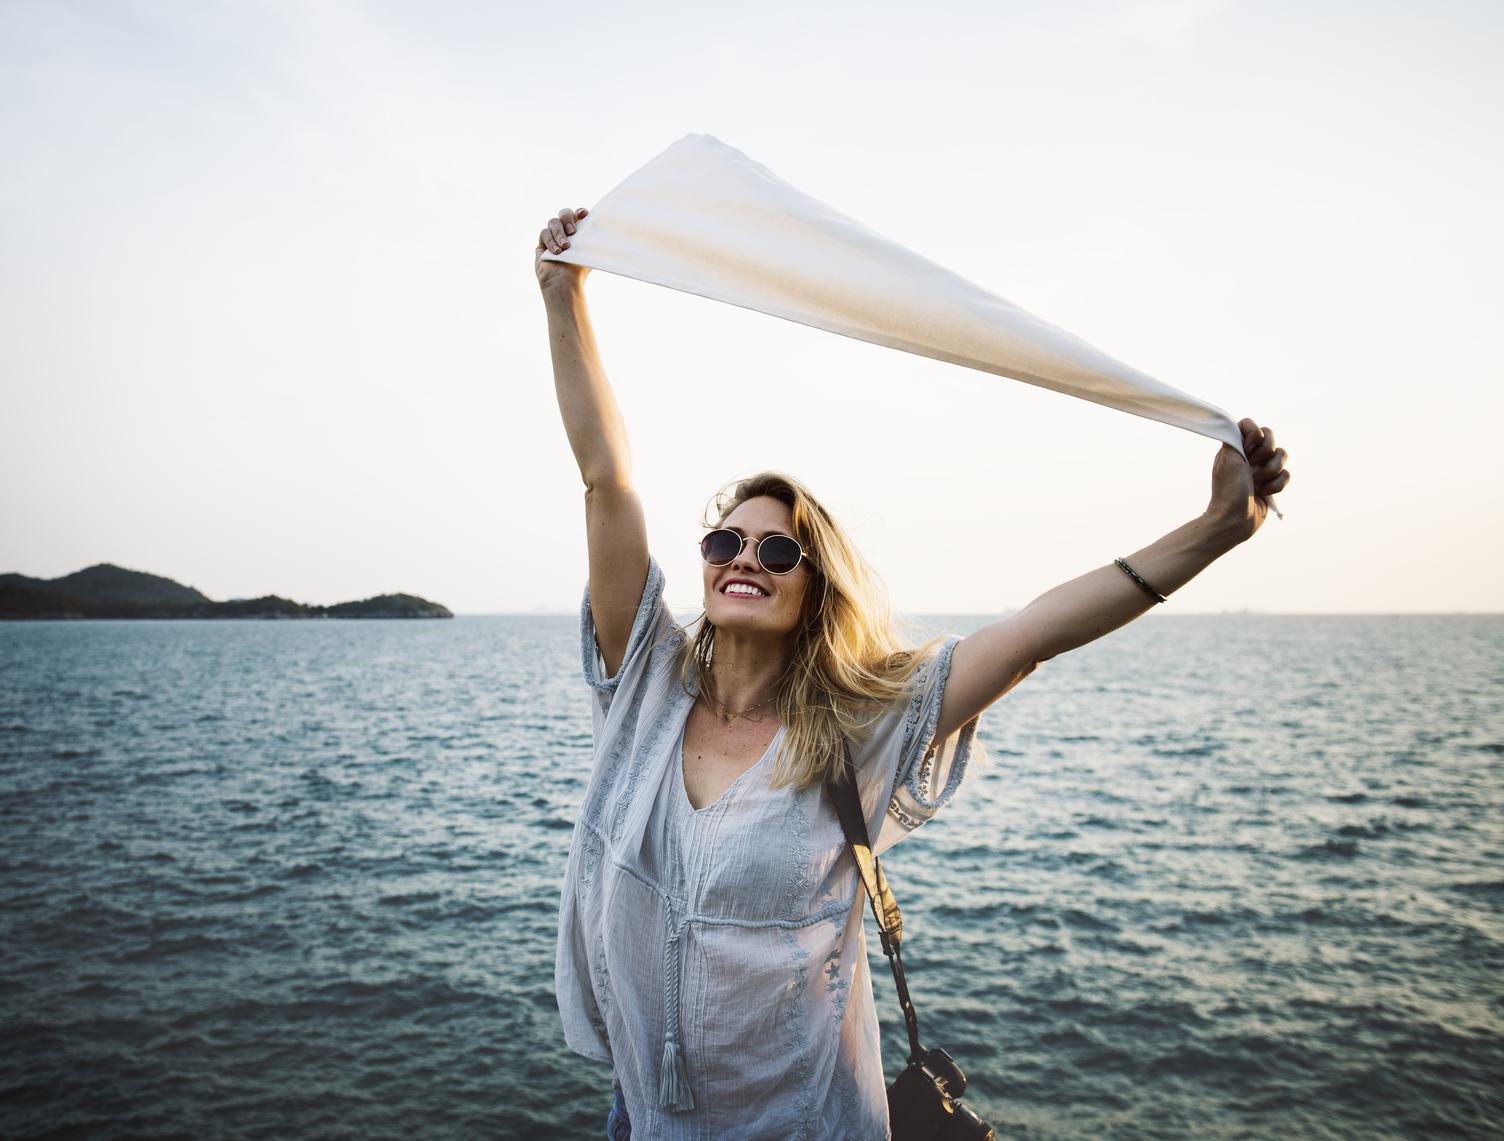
left=579, top=555, right=676, bottom=706
left=851, top=635, right=981, bottom=856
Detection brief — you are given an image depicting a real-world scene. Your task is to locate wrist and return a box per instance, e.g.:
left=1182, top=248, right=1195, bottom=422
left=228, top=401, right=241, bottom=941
left=540, top=285, right=585, bottom=320
left=540, top=276, right=586, bottom=306
left=1198, top=507, right=1251, bottom=553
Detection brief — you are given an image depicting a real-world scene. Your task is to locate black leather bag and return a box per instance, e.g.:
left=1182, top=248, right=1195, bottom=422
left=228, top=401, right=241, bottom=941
left=828, top=749, right=998, bottom=1140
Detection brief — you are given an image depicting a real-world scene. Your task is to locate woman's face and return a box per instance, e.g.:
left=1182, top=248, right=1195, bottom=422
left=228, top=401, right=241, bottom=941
left=702, top=495, right=812, bottom=640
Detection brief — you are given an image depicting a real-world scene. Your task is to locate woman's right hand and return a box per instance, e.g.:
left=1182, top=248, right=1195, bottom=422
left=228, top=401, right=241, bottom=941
left=535, top=206, right=590, bottom=293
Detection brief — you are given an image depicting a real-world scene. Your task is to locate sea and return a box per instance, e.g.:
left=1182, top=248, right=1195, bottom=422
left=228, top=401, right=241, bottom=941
left=0, top=613, right=1500, bottom=1140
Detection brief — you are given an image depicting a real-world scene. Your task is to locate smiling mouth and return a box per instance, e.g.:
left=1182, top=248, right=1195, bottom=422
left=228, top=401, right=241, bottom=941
left=722, top=582, right=769, bottom=599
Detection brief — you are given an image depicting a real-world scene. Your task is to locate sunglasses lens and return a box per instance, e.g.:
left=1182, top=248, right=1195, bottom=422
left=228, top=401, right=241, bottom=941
left=758, top=536, right=802, bottom=575
left=701, top=529, right=742, bottom=565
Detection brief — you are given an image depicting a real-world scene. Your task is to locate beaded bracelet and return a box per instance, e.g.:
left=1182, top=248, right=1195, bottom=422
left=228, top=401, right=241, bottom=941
left=1115, top=557, right=1167, bottom=604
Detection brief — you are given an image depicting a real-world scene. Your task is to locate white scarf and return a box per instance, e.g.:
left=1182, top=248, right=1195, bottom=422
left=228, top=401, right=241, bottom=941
left=542, top=133, right=1278, bottom=515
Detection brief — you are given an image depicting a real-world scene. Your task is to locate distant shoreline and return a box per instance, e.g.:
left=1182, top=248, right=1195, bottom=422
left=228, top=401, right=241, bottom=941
left=0, top=563, right=452, bottom=621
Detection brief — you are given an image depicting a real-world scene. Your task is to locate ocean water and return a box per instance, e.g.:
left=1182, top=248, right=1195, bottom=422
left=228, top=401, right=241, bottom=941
left=0, top=613, right=1500, bottom=1140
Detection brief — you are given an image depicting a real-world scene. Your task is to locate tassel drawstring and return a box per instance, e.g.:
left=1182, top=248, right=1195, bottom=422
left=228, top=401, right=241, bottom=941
left=659, top=916, right=694, bottom=1110
left=659, top=1037, right=693, bottom=1110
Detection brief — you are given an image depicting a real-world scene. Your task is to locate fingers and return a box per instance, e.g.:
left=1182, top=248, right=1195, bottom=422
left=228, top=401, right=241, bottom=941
left=1238, top=418, right=1284, bottom=465
left=1251, top=426, right=1275, bottom=463
left=1235, top=416, right=1291, bottom=499
left=537, top=206, right=588, bottom=255
left=1255, top=448, right=1290, bottom=496
left=1253, top=427, right=1275, bottom=464
left=1257, top=468, right=1292, bottom=496
left=538, top=221, right=568, bottom=255
left=1255, top=446, right=1287, bottom=479
left=1240, top=420, right=1263, bottom=461
left=1241, top=423, right=1273, bottom=464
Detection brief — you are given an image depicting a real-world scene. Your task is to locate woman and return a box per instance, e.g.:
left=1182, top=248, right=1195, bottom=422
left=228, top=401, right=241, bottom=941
left=536, top=206, right=1290, bottom=1141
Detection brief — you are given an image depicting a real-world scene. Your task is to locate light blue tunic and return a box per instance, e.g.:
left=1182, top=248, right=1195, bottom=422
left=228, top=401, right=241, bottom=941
left=554, top=557, right=980, bottom=1139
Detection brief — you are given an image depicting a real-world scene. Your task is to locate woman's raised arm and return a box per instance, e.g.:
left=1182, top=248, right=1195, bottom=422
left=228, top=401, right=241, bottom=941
left=537, top=207, right=649, bottom=679
left=932, top=419, right=1291, bottom=740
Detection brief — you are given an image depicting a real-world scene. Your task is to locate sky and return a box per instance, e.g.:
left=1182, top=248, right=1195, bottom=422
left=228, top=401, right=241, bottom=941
left=2, top=0, right=1500, bottom=615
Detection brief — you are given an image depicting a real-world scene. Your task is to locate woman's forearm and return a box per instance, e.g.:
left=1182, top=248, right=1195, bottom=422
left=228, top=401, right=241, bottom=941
left=938, top=510, right=1250, bottom=738
left=1022, top=511, right=1246, bottom=661
left=938, top=425, right=1287, bottom=740
left=543, top=280, right=633, bottom=490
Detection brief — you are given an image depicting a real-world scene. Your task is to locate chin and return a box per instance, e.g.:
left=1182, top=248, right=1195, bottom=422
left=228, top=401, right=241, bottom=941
left=705, top=597, right=796, bottom=636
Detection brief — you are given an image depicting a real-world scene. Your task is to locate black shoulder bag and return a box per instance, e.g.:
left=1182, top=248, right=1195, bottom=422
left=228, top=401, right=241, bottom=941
left=828, top=747, right=998, bottom=1141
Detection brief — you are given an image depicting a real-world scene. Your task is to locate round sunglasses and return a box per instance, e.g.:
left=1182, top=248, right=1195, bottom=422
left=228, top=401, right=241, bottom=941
left=700, top=528, right=808, bottom=576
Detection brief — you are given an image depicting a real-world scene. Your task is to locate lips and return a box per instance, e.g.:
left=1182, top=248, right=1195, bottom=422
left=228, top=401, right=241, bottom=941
left=720, top=578, right=769, bottom=598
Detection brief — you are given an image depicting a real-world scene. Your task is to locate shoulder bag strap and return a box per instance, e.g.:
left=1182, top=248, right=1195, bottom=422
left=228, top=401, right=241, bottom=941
left=828, top=742, right=925, bottom=1064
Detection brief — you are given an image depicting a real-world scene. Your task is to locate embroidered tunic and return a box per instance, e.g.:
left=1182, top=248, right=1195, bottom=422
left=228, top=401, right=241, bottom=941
left=554, top=557, right=980, bottom=1139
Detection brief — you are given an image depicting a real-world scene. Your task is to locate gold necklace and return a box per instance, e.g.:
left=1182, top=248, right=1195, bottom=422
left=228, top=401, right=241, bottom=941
left=699, top=687, right=773, bottom=725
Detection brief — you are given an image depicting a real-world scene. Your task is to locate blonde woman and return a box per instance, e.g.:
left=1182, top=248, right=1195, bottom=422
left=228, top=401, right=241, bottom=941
left=536, top=206, right=1290, bottom=1140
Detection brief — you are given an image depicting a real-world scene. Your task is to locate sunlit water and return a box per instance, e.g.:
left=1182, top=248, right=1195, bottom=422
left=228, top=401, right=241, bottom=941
left=0, top=614, right=1500, bottom=1139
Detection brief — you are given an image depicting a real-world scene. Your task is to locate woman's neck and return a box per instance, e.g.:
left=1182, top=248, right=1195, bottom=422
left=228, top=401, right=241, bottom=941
left=703, top=629, right=791, bottom=713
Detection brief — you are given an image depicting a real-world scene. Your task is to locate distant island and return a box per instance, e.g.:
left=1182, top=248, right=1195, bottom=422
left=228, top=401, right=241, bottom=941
left=0, top=563, right=453, bottom=620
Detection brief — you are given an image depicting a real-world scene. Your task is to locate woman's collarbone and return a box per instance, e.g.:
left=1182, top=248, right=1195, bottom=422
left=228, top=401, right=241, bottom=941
left=685, top=702, right=779, bottom=759
left=682, top=704, right=780, bottom=808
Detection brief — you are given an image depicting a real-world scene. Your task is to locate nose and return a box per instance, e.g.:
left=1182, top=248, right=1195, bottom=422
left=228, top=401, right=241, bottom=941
left=730, top=536, right=759, bottom=571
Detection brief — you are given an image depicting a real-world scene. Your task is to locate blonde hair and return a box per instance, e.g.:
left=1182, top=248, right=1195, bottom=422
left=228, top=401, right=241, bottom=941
left=679, top=471, right=945, bottom=791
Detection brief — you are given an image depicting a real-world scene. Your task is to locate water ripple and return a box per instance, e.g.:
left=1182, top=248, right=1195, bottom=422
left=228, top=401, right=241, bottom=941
left=0, top=613, right=1499, bottom=1139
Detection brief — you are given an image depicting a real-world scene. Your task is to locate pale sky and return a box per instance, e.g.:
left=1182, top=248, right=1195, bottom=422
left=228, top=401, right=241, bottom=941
left=2, top=0, right=1500, bottom=615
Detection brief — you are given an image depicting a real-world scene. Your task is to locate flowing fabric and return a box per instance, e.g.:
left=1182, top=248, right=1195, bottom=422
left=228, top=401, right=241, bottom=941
left=540, top=132, right=1279, bottom=518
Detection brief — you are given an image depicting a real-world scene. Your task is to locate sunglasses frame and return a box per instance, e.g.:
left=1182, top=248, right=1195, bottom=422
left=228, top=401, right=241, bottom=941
left=700, top=528, right=810, bottom=576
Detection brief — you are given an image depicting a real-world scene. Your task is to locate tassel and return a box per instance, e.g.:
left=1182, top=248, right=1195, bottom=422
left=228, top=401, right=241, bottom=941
left=659, top=916, right=694, bottom=1110
left=659, top=1036, right=695, bottom=1110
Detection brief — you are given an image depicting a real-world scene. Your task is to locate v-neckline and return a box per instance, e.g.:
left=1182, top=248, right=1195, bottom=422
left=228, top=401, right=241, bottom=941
left=677, top=711, right=784, bottom=816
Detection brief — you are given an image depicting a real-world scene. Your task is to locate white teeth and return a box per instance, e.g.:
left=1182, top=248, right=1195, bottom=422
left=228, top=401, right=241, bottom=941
left=724, top=583, right=767, bottom=597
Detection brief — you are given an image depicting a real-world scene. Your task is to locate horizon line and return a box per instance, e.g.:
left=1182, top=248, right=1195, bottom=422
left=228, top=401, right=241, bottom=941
left=454, top=609, right=1504, bottom=618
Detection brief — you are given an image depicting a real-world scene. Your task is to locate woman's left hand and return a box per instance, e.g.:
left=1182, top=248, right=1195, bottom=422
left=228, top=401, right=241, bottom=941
left=1207, top=417, right=1291, bottom=542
